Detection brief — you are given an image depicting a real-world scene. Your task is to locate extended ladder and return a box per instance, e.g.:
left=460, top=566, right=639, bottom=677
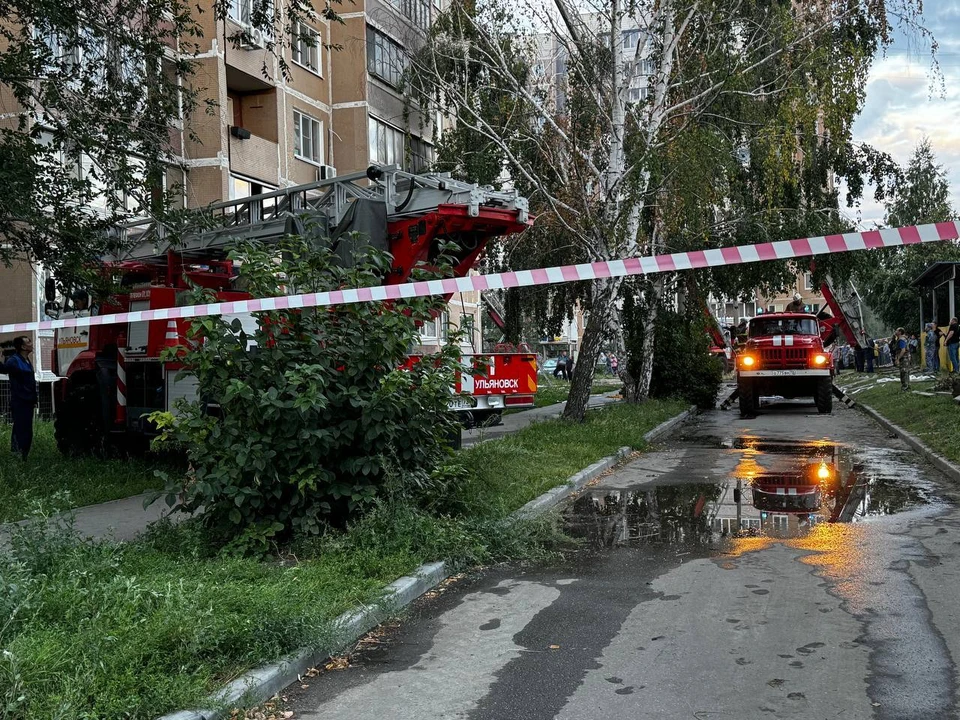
left=104, top=165, right=530, bottom=263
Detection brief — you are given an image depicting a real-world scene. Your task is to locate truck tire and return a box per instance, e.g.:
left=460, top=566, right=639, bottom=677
left=738, top=381, right=756, bottom=417
left=815, top=377, right=833, bottom=414
left=56, top=383, right=106, bottom=456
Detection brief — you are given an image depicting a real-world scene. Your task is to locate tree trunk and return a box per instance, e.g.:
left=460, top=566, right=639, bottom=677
left=635, top=295, right=659, bottom=401
left=563, top=279, right=619, bottom=422
left=563, top=307, right=605, bottom=422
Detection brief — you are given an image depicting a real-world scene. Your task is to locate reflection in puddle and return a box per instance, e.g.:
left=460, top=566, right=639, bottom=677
left=565, top=438, right=936, bottom=548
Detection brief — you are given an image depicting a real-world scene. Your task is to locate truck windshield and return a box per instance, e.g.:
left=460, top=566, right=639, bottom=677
left=749, top=317, right=818, bottom=337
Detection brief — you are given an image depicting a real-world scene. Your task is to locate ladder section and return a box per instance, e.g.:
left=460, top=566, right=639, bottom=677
left=104, top=165, right=530, bottom=263
left=820, top=277, right=869, bottom=349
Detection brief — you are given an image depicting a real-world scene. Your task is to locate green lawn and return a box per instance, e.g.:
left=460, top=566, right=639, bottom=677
left=0, top=399, right=686, bottom=719
left=0, top=421, right=161, bottom=522
left=852, top=376, right=960, bottom=465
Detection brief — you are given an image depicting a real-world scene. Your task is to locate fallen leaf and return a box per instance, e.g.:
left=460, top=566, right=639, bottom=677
left=549, top=645, right=560, bottom=650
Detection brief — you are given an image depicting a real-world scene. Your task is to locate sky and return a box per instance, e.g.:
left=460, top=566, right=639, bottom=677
left=843, top=2, right=960, bottom=227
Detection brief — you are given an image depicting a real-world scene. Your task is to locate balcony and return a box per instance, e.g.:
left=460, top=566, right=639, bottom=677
left=229, top=130, right=279, bottom=186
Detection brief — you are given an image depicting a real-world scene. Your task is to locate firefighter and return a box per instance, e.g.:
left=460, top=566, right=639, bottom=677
left=785, top=292, right=805, bottom=312
left=2, top=336, right=37, bottom=460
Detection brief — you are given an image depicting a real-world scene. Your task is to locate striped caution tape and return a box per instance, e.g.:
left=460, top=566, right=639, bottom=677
left=2, top=220, right=958, bottom=335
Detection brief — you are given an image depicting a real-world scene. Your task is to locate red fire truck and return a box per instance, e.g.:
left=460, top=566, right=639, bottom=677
left=734, top=312, right=835, bottom=417
left=48, top=166, right=536, bottom=454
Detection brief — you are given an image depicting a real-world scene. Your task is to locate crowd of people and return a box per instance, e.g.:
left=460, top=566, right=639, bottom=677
left=829, top=317, right=960, bottom=391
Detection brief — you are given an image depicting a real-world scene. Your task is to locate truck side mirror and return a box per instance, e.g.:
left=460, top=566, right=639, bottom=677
left=44, top=277, right=56, bottom=303
left=44, top=301, right=60, bottom=319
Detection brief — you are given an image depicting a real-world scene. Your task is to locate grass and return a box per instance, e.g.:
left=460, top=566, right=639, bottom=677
left=0, top=421, right=161, bottom=522
left=512, top=374, right=621, bottom=411
left=0, top=399, right=687, bottom=719
left=851, top=373, right=960, bottom=465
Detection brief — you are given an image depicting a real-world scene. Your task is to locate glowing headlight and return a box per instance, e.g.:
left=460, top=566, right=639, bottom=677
left=817, top=462, right=832, bottom=480
left=741, top=356, right=755, bottom=367
left=812, top=354, right=828, bottom=365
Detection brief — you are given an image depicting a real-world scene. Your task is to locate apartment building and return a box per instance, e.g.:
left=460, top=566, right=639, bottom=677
left=0, top=0, right=485, bottom=384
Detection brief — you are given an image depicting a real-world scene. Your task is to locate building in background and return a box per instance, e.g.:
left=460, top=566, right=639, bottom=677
left=1, top=0, right=485, bottom=398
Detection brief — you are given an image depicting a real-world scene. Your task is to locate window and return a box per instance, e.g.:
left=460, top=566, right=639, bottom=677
left=438, top=312, right=449, bottom=341
left=634, top=58, right=655, bottom=77
left=294, top=110, right=323, bottom=164
left=366, top=26, right=406, bottom=87
left=804, top=272, right=814, bottom=290
left=291, top=22, right=321, bottom=74
left=229, top=175, right=275, bottom=200
left=402, top=0, right=431, bottom=30
left=229, top=0, right=253, bottom=24
left=368, top=117, right=404, bottom=166
left=622, top=29, right=639, bottom=50
left=627, top=86, right=648, bottom=103
left=409, top=135, right=434, bottom=173
left=368, top=117, right=433, bottom=171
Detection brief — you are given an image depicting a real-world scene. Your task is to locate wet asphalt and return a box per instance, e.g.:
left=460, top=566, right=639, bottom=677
left=284, top=394, right=960, bottom=720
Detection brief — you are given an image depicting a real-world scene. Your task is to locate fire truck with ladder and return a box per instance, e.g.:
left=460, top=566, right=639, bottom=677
left=732, top=273, right=869, bottom=417
left=48, top=165, right=537, bottom=455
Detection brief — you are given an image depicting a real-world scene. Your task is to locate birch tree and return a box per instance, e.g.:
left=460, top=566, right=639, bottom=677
left=408, top=0, right=932, bottom=420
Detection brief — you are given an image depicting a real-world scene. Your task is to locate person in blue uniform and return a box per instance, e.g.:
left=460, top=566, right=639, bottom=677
left=2, top=336, right=37, bottom=460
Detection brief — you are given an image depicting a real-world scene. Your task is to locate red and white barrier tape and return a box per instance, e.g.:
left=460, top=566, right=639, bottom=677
left=2, top=221, right=957, bottom=335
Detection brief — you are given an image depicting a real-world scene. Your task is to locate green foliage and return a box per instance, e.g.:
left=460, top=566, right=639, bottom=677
left=0, top=421, right=160, bottom=522
left=151, top=235, right=465, bottom=546
left=623, top=290, right=722, bottom=409
left=0, top=0, right=200, bottom=273
left=648, top=308, right=723, bottom=410
left=0, top=401, right=686, bottom=719
left=0, top=0, right=336, bottom=278
left=856, top=139, right=960, bottom=332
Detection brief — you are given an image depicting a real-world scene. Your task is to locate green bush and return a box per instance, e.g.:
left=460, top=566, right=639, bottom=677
left=151, top=236, right=465, bottom=549
left=648, top=305, right=724, bottom=409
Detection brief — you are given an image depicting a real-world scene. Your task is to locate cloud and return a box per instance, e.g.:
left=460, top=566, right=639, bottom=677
left=843, top=24, right=960, bottom=227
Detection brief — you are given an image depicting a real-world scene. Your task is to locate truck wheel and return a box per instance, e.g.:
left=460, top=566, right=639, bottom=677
left=58, top=383, right=106, bottom=456
left=738, top=381, right=756, bottom=417
left=815, top=378, right=833, bottom=414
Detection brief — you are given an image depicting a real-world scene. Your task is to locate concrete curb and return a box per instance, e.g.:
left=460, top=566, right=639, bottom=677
left=857, top=402, right=960, bottom=485
left=158, top=403, right=697, bottom=720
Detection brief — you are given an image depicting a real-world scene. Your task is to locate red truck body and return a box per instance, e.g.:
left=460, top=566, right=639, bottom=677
left=50, top=167, right=535, bottom=454
left=734, top=312, right=834, bottom=417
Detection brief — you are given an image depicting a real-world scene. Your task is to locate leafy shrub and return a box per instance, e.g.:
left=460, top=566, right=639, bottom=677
left=648, top=305, right=724, bottom=409
left=151, top=236, right=465, bottom=548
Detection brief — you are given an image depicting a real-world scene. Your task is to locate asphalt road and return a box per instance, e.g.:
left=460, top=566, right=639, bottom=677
left=285, top=397, right=960, bottom=720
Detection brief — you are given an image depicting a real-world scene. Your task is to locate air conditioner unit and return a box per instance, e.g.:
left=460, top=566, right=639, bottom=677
left=316, top=164, right=337, bottom=181
left=242, top=28, right=265, bottom=49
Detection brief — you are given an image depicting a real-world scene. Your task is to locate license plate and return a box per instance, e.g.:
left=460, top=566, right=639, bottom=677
left=450, top=397, right=476, bottom=410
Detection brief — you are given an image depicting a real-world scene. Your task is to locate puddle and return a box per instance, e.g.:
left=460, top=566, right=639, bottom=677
left=564, top=437, right=939, bottom=549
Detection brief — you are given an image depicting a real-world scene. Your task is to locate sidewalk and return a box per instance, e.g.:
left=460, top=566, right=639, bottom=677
left=0, top=490, right=181, bottom=547
left=2, top=394, right=620, bottom=546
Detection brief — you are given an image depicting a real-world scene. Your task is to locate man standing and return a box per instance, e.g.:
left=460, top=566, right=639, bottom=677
left=893, top=328, right=910, bottom=392
left=946, top=317, right=960, bottom=374
left=3, top=336, right=38, bottom=460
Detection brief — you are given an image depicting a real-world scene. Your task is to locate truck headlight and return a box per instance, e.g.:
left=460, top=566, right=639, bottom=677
left=812, top=354, right=828, bottom=366
left=740, top=355, right=755, bottom=367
